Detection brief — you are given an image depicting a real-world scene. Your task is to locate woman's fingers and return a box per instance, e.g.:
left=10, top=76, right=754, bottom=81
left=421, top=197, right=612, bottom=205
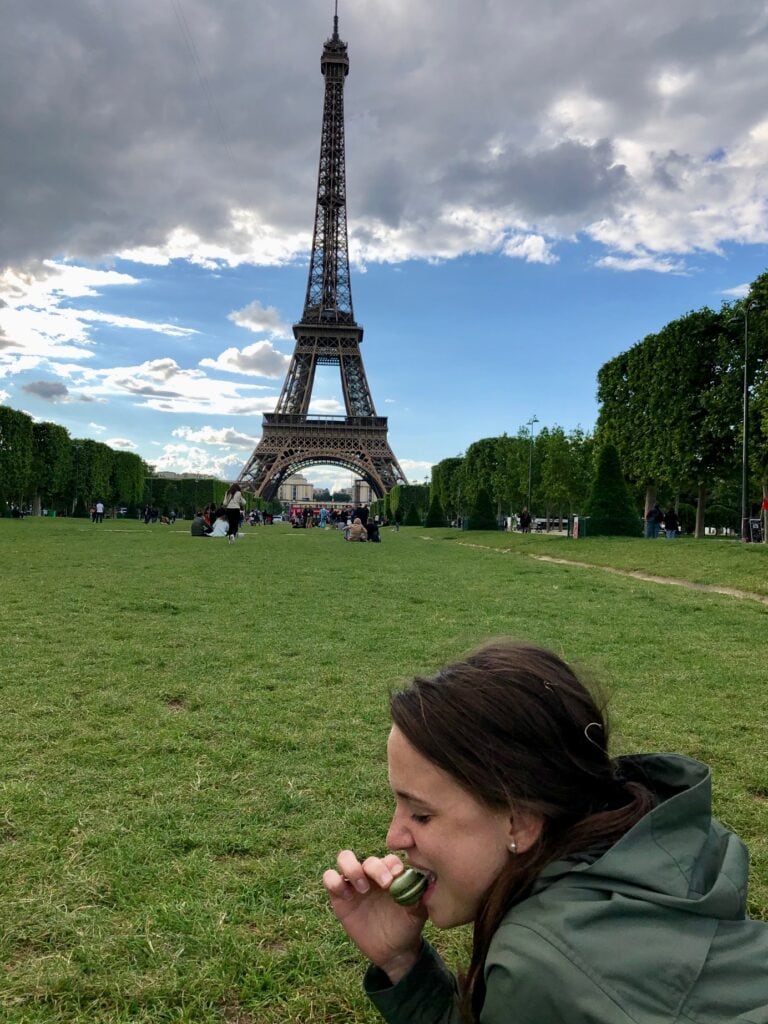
left=335, top=849, right=370, bottom=893
left=361, top=854, right=403, bottom=891
left=329, top=850, right=406, bottom=896
left=382, top=854, right=406, bottom=875
left=322, top=868, right=357, bottom=901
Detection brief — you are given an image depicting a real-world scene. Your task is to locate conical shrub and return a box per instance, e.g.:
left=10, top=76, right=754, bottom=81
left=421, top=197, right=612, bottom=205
left=585, top=444, right=641, bottom=536
left=404, top=503, right=421, bottom=526
left=468, top=487, right=497, bottom=530
left=425, top=493, right=446, bottom=527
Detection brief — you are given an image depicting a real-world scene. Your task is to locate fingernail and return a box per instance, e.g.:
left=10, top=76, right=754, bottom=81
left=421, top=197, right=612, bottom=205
left=355, top=878, right=370, bottom=893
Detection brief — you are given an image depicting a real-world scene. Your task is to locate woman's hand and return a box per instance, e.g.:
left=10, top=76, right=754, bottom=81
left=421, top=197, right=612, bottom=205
left=323, top=849, right=427, bottom=983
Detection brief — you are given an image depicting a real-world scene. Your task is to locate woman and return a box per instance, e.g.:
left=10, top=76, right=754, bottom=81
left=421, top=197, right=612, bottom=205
left=346, top=517, right=367, bottom=542
left=222, top=483, right=246, bottom=542
left=323, top=641, right=768, bottom=1023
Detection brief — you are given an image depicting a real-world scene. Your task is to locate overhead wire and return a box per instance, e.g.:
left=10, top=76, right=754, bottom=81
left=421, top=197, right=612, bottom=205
left=171, top=0, right=235, bottom=163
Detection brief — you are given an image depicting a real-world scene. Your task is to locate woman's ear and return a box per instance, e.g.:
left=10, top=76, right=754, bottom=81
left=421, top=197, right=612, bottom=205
left=508, top=809, right=544, bottom=854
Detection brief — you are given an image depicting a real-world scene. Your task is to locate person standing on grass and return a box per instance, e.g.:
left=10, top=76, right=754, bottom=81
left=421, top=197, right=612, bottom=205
left=95, top=500, right=104, bottom=524
left=323, top=640, right=768, bottom=1024
left=518, top=507, right=532, bottom=533
left=645, top=502, right=662, bottom=538
left=223, top=483, right=246, bottom=541
left=664, top=505, right=679, bottom=540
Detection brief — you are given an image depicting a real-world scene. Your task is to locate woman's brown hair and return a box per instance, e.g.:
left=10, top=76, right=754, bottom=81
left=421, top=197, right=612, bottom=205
left=389, top=640, right=655, bottom=1023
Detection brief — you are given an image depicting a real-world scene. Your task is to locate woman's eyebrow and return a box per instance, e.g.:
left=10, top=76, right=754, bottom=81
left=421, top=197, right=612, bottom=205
left=393, top=788, right=436, bottom=810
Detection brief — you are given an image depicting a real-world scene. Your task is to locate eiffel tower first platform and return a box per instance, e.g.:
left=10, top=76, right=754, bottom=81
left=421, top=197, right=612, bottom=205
left=237, top=11, right=406, bottom=501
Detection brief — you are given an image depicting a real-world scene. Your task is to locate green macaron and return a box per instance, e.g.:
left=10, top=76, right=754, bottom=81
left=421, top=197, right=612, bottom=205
left=389, top=867, right=429, bottom=906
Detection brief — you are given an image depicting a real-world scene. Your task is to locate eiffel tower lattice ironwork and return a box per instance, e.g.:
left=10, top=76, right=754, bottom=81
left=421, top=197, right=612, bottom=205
left=237, top=12, right=406, bottom=501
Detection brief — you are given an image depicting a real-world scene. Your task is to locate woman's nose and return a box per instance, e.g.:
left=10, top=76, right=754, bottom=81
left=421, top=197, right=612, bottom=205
left=386, top=811, right=412, bottom=851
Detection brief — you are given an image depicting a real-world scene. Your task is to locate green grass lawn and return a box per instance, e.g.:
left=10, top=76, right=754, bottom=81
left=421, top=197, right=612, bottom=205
left=1, top=518, right=767, bottom=1022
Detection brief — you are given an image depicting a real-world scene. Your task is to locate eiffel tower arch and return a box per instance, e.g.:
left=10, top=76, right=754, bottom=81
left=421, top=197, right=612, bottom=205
left=237, top=10, right=406, bottom=502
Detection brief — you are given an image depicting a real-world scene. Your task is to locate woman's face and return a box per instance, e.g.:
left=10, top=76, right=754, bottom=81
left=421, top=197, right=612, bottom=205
left=386, top=726, right=521, bottom=929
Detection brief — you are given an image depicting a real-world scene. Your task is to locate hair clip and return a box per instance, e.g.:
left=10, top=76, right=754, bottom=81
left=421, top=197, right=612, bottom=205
left=584, top=721, right=603, bottom=749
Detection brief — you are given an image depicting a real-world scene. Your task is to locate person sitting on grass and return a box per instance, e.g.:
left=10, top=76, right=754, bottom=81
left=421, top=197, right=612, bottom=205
left=190, top=511, right=211, bottom=537
left=346, top=517, right=367, bottom=542
left=366, top=520, right=381, bottom=543
left=323, top=640, right=768, bottom=1024
left=208, top=511, right=230, bottom=538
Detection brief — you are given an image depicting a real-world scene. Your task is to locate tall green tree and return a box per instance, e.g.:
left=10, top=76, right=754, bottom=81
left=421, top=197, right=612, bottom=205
left=111, top=451, right=147, bottom=511
left=461, top=438, right=500, bottom=511
left=0, top=406, right=34, bottom=509
left=388, top=483, right=429, bottom=519
left=68, top=439, right=114, bottom=514
left=598, top=308, right=748, bottom=537
left=431, top=457, right=463, bottom=521
left=492, top=435, right=529, bottom=517
left=538, top=427, right=572, bottom=522
left=30, top=420, right=72, bottom=514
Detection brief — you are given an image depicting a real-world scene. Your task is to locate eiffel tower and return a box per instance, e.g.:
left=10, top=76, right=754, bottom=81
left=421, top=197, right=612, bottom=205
left=237, top=8, right=406, bottom=501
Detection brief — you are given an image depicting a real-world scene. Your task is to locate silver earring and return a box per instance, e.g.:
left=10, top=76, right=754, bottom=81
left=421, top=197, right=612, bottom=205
left=508, top=840, right=517, bottom=854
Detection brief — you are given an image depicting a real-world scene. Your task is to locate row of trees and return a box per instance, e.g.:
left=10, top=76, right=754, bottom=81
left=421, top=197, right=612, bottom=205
left=0, top=406, right=147, bottom=516
left=0, top=404, right=284, bottom=519
left=368, top=429, right=593, bottom=530
left=370, top=483, right=430, bottom=526
left=387, top=272, right=767, bottom=538
left=144, top=477, right=282, bottom=519
left=429, top=428, right=594, bottom=526
left=597, top=272, right=768, bottom=537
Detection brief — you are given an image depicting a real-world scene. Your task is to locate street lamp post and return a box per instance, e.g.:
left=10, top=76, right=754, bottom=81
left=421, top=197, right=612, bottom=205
left=730, top=301, right=760, bottom=542
left=526, top=415, right=539, bottom=513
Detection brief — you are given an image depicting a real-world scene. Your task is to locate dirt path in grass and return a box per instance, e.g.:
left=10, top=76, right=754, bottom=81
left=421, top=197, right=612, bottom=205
left=452, top=542, right=768, bottom=607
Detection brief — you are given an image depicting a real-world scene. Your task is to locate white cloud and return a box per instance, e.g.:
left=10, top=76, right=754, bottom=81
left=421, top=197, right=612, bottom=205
left=49, top=357, right=279, bottom=416
left=171, top=425, right=259, bottom=447
left=308, top=398, right=344, bottom=415
left=595, top=253, right=688, bottom=274
left=152, top=443, right=245, bottom=478
left=503, top=234, right=559, bottom=265
left=0, top=389, right=9, bottom=402
left=200, top=340, right=291, bottom=378
left=399, top=458, right=434, bottom=483
left=89, top=422, right=106, bottom=432
left=722, top=283, right=751, bottom=297
left=0, top=262, right=195, bottom=364
left=228, top=300, right=290, bottom=338
left=118, top=219, right=312, bottom=271
left=106, top=437, right=138, bottom=450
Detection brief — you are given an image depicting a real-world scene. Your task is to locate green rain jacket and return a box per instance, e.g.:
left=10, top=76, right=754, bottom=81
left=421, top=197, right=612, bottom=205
left=365, top=754, right=768, bottom=1023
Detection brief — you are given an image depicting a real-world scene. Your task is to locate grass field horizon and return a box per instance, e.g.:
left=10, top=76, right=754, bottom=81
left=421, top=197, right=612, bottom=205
left=2, top=518, right=767, bottom=1022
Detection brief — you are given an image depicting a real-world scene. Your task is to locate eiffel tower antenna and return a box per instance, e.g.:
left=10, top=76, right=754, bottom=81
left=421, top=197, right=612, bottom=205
left=237, top=15, right=406, bottom=502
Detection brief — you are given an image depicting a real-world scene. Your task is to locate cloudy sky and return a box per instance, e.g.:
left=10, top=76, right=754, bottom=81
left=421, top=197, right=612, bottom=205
left=2, top=0, right=767, bottom=491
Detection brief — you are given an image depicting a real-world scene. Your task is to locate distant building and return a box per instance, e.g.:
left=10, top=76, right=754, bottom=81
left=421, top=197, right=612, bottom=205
left=352, top=479, right=373, bottom=505
left=278, top=473, right=314, bottom=503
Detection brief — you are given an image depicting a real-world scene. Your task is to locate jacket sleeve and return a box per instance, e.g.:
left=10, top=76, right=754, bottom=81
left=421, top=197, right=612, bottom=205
left=364, top=941, right=463, bottom=1024
left=481, top=924, right=637, bottom=1024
